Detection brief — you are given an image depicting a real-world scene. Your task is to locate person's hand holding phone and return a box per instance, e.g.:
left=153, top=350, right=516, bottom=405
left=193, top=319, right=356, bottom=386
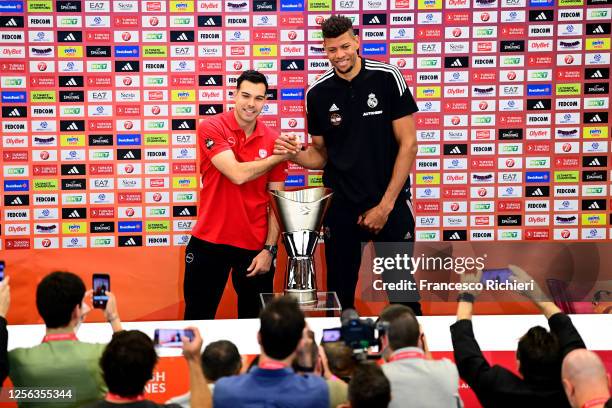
left=459, top=268, right=483, bottom=298
left=508, top=264, right=547, bottom=301
left=103, top=291, right=119, bottom=323
left=182, top=326, right=203, bottom=362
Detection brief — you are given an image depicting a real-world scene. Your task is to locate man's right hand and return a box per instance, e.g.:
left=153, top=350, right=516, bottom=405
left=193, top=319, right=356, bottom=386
left=274, top=133, right=301, bottom=155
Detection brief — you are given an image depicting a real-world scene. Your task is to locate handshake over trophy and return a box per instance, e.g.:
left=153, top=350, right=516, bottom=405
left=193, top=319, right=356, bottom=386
left=262, top=187, right=340, bottom=311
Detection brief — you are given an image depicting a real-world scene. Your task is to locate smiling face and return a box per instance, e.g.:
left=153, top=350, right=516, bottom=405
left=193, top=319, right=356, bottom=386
left=323, top=31, right=360, bottom=76
left=233, top=80, right=267, bottom=127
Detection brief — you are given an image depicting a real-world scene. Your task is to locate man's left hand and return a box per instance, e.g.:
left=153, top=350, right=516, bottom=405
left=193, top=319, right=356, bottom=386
left=357, top=204, right=391, bottom=234
left=246, top=249, right=273, bottom=277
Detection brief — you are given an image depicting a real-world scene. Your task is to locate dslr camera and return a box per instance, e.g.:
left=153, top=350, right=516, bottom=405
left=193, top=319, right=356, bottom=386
left=321, top=309, right=388, bottom=360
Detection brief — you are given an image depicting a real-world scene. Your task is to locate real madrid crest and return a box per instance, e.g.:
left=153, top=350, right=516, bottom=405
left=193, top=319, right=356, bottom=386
left=367, top=93, right=378, bottom=109
left=330, top=113, right=342, bottom=126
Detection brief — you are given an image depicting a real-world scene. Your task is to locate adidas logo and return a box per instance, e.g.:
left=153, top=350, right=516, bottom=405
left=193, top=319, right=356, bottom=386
left=68, top=210, right=81, bottom=218
left=592, top=25, right=605, bottom=34
left=589, top=114, right=602, bottom=123
left=179, top=208, right=191, bottom=216
left=178, top=121, right=190, bottom=129
left=448, top=232, right=461, bottom=240
left=450, top=59, right=463, bottom=67
left=589, top=158, right=601, bottom=166
left=124, top=237, right=137, bottom=246
left=205, top=77, right=217, bottom=85
left=64, top=78, right=78, bottom=86
left=590, top=70, right=603, bottom=78
left=8, top=108, right=21, bottom=117
left=121, top=62, right=134, bottom=71
left=176, top=32, right=189, bottom=41
left=63, top=33, right=77, bottom=41
left=203, top=17, right=217, bottom=26
left=286, top=61, right=299, bottom=70
left=533, top=101, right=546, bottom=109
left=123, top=151, right=136, bottom=159
left=449, top=146, right=462, bottom=154
left=329, top=103, right=339, bottom=112
left=11, top=197, right=23, bottom=205
left=205, top=106, right=217, bottom=114
left=532, top=188, right=543, bottom=196
left=369, top=16, right=381, bottom=24
left=535, top=12, right=548, bottom=20
left=67, top=166, right=80, bottom=174
left=5, top=18, right=18, bottom=27
left=588, top=202, right=600, bottom=209
left=67, top=122, right=79, bottom=130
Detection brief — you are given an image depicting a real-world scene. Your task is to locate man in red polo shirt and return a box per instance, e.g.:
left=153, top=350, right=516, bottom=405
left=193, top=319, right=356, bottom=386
left=184, top=70, right=294, bottom=319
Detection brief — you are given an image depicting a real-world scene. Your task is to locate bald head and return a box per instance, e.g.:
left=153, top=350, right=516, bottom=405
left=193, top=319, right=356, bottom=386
left=563, top=349, right=608, bottom=384
left=562, top=349, right=610, bottom=408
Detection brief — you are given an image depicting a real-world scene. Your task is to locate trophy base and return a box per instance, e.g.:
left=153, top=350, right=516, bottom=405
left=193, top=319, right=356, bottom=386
left=260, top=292, right=342, bottom=315
left=284, top=289, right=318, bottom=305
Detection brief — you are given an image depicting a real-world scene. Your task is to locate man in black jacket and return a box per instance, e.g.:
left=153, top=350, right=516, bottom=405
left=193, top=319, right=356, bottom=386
left=450, top=265, right=586, bottom=408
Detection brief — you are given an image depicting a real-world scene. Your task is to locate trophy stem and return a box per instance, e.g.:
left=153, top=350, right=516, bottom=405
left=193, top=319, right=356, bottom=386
left=285, top=257, right=317, bottom=305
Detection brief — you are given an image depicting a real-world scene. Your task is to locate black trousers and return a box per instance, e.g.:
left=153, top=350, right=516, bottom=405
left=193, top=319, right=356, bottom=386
left=183, top=236, right=274, bottom=319
left=323, top=197, right=422, bottom=315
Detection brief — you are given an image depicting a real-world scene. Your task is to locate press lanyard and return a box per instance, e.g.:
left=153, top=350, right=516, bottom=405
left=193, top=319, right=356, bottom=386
left=42, top=333, right=78, bottom=342
left=389, top=351, right=425, bottom=362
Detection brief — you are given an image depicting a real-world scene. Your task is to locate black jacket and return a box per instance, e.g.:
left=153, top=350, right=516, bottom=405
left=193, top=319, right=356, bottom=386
left=450, top=313, right=586, bottom=408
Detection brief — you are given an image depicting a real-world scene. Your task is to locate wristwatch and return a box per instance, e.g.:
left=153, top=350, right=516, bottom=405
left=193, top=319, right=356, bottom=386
left=263, top=244, right=278, bottom=257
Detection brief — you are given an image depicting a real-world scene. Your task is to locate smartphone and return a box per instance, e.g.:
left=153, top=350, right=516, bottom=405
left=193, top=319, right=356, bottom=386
left=481, top=268, right=512, bottom=284
left=321, top=328, right=341, bottom=343
left=92, top=273, right=110, bottom=309
left=154, top=329, right=195, bottom=347
left=0, top=261, right=4, bottom=282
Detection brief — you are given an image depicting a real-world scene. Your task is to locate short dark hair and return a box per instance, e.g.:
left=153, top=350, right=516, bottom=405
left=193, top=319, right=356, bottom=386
left=36, top=271, right=86, bottom=328
left=101, top=330, right=158, bottom=398
left=321, top=15, right=354, bottom=39
left=259, top=296, right=305, bottom=360
left=201, top=340, right=242, bottom=382
left=322, top=342, right=356, bottom=381
left=379, top=304, right=420, bottom=350
left=236, top=70, right=268, bottom=93
left=517, top=326, right=561, bottom=382
left=348, top=363, right=391, bottom=408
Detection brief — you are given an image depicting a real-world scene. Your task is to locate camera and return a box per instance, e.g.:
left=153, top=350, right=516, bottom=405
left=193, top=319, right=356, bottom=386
left=321, top=309, right=388, bottom=360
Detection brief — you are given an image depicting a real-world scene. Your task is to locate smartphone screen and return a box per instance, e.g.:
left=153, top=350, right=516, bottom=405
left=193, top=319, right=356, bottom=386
left=154, top=329, right=195, bottom=347
left=0, top=261, right=4, bottom=282
left=481, top=268, right=512, bottom=284
left=92, top=274, right=110, bottom=309
left=321, top=328, right=341, bottom=343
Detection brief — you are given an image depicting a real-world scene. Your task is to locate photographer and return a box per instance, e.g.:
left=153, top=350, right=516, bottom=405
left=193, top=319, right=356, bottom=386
left=9, top=271, right=123, bottom=407
left=450, top=265, right=586, bottom=407
left=379, top=305, right=463, bottom=407
left=293, top=328, right=348, bottom=408
left=212, top=296, right=328, bottom=407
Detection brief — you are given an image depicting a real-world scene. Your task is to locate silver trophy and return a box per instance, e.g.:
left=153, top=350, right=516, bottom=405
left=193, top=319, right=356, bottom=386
left=269, top=187, right=333, bottom=305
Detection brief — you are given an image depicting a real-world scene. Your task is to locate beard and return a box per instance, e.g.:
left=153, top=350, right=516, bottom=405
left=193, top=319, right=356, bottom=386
left=336, top=64, right=354, bottom=74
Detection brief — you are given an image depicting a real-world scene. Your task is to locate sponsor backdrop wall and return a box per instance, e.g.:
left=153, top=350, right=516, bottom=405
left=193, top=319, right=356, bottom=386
left=0, top=0, right=610, bottom=322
